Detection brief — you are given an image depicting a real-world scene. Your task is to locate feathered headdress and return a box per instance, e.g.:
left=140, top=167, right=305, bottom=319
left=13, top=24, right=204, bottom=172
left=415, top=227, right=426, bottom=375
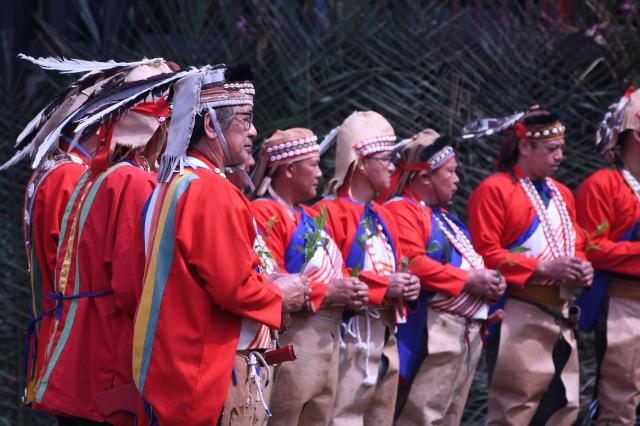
left=1, top=55, right=169, bottom=170
left=461, top=106, right=564, bottom=171
left=157, top=64, right=256, bottom=184
left=459, top=112, right=525, bottom=141
left=595, top=85, right=639, bottom=154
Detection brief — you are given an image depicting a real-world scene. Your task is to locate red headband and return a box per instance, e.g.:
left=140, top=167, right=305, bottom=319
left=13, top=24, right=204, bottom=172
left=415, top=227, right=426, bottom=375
left=131, top=97, right=170, bottom=119
left=91, top=97, right=170, bottom=172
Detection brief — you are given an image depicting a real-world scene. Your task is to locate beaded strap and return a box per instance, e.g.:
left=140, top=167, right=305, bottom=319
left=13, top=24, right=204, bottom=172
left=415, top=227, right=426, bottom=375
left=363, top=221, right=395, bottom=275
left=620, top=167, right=640, bottom=204
left=432, top=211, right=484, bottom=270
left=519, top=177, right=576, bottom=258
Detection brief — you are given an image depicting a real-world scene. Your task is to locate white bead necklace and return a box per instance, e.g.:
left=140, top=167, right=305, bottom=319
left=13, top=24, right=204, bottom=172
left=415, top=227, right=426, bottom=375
left=620, top=167, right=640, bottom=203
left=519, top=177, right=575, bottom=258
left=432, top=210, right=484, bottom=269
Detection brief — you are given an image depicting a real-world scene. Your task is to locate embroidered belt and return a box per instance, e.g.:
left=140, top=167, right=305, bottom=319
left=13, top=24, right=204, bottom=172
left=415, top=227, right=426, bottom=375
left=608, top=278, right=640, bottom=301
left=508, top=288, right=581, bottom=342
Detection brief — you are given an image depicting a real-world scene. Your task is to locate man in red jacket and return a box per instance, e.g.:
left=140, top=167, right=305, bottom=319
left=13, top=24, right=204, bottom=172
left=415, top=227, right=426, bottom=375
left=467, top=108, right=593, bottom=425
left=252, top=128, right=368, bottom=425
left=34, top=61, right=175, bottom=425
left=576, top=87, right=640, bottom=425
left=384, top=130, right=505, bottom=425
left=6, top=58, right=145, bottom=408
left=315, top=111, right=420, bottom=425
left=133, top=65, right=306, bottom=426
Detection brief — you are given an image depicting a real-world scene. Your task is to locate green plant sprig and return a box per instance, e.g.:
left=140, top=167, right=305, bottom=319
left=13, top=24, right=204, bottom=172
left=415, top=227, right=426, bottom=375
left=495, top=246, right=531, bottom=278
left=583, top=221, right=609, bottom=254
left=293, top=206, right=330, bottom=272
left=350, top=214, right=377, bottom=277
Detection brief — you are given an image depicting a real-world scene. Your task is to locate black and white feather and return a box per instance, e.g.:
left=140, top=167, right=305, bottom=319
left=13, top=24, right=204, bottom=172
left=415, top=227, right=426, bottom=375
left=14, top=71, right=107, bottom=150
left=595, top=95, right=630, bottom=153
left=319, top=125, right=340, bottom=155
left=9, top=54, right=168, bottom=170
left=32, top=70, right=189, bottom=168
left=18, top=54, right=164, bottom=75
left=459, top=112, right=525, bottom=140
left=0, top=143, right=36, bottom=171
left=390, top=137, right=412, bottom=162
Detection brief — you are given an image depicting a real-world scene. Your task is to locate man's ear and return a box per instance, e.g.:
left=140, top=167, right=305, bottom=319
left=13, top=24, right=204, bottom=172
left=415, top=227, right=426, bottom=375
left=284, top=162, right=295, bottom=179
left=518, top=138, right=531, bottom=157
left=203, top=113, right=218, bottom=141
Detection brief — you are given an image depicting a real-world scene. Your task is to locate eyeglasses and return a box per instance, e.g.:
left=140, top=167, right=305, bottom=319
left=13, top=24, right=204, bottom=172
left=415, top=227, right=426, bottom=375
left=234, top=111, right=254, bottom=131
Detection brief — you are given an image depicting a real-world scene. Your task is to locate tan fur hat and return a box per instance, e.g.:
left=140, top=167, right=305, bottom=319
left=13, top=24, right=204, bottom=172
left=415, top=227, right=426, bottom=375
left=596, top=87, right=640, bottom=155
left=326, top=111, right=396, bottom=194
left=110, top=62, right=173, bottom=149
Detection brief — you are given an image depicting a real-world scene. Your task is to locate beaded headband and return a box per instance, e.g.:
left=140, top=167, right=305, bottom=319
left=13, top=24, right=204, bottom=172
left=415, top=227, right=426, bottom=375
left=517, top=121, right=565, bottom=142
left=427, top=145, right=455, bottom=171
left=265, top=134, right=320, bottom=167
left=353, top=135, right=396, bottom=158
left=198, top=81, right=255, bottom=109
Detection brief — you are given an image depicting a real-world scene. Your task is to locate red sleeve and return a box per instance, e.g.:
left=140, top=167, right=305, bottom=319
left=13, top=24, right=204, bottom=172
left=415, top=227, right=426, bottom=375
left=252, top=199, right=290, bottom=270
left=386, top=200, right=466, bottom=296
left=576, top=171, right=640, bottom=275
left=177, top=177, right=283, bottom=328
left=468, top=178, right=538, bottom=288
left=103, top=169, right=156, bottom=318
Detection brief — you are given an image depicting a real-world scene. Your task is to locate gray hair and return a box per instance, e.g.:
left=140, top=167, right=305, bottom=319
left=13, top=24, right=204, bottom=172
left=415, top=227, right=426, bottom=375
left=215, top=106, right=236, bottom=129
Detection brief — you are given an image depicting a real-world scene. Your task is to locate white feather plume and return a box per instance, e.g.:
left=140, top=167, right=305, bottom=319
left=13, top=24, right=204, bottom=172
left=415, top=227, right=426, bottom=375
left=32, top=109, right=82, bottom=169
left=18, top=54, right=165, bottom=75
left=15, top=105, right=50, bottom=147
left=319, top=125, right=340, bottom=155
left=32, top=70, right=191, bottom=168
left=71, top=70, right=191, bottom=141
left=459, top=112, right=525, bottom=140
left=0, top=141, right=35, bottom=171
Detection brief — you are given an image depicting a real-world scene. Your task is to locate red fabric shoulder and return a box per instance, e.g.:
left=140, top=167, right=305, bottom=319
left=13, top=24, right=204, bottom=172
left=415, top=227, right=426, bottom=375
left=576, top=168, right=640, bottom=275
left=385, top=197, right=467, bottom=296
left=468, top=173, right=538, bottom=287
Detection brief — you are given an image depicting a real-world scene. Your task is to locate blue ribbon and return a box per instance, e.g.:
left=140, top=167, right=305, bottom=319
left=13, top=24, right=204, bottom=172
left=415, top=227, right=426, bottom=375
left=23, top=289, right=114, bottom=382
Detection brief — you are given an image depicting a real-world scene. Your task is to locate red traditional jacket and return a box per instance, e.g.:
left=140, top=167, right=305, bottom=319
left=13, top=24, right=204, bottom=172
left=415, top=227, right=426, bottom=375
left=252, top=198, right=343, bottom=312
left=23, top=148, right=89, bottom=403
left=32, top=160, right=155, bottom=425
left=132, top=151, right=283, bottom=425
left=467, top=165, right=586, bottom=288
left=384, top=190, right=467, bottom=296
left=576, top=168, right=640, bottom=276
left=314, top=191, right=401, bottom=306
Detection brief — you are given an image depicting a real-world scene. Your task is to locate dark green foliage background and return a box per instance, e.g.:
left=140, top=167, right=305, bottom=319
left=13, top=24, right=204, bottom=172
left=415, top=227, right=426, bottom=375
left=0, top=1, right=638, bottom=424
